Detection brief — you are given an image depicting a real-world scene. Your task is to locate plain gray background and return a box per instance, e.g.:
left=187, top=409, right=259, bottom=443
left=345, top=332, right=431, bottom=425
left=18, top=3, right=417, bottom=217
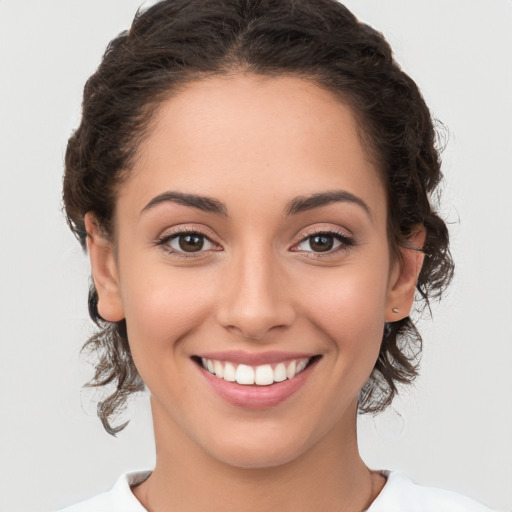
left=0, top=1, right=511, bottom=510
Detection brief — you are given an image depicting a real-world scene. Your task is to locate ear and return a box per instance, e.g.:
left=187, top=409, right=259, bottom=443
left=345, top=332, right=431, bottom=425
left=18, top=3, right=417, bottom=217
left=385, top=226, right=426, bottom=322
left=84, top=213, right=125, bottom=322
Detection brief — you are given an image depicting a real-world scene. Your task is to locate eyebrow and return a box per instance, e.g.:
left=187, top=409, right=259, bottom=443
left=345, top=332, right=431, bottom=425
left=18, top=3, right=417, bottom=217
left=141, top=191, right=228, bottom=216
left=285, top=190, right=372, bottom=219
left=140, top=189, right=371, bottom=219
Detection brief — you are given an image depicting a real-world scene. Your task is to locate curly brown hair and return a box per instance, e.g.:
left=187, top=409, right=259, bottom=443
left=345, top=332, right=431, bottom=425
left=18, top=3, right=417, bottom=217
left=63, top=0, right=453, bottom=435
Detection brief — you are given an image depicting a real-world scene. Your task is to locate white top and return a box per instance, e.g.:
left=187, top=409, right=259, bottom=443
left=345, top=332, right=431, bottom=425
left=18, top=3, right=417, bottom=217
left=59, top=470, right=494, bottom=511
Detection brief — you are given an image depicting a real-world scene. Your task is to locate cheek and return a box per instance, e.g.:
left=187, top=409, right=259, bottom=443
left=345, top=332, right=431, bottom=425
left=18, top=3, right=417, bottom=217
left=297, top=258, right=390, bottom=355
left=119, top=264, right=217, bottom=372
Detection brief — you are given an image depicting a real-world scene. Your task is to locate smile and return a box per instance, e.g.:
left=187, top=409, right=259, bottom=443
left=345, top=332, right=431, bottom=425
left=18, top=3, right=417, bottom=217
left=193, top=352, right=321, bottom=408
left=200, top=357, right=311, bottom=386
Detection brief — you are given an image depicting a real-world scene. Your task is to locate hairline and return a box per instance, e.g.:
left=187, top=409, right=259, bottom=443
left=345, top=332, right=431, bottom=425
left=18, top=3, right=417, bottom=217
left=103, top=68, right=396, bottom=255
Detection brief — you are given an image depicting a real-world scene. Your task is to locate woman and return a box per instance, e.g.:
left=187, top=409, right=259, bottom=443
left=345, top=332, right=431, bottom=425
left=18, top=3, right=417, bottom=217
left=59, top=0, right=492, bottom=510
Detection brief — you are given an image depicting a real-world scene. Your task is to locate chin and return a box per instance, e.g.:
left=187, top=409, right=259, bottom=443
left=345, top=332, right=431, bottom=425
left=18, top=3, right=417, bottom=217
left=202, top=423, right=316, bottom=470
left=213, top=443, right=306, bottom=470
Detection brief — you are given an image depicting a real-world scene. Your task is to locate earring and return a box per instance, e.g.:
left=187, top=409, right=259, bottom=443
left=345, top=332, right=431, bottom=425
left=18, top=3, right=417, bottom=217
left=392, top=307, right=399, bottom=313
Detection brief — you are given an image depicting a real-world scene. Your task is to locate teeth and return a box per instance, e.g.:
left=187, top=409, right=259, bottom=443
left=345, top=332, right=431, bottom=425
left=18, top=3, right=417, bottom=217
left=213, top=360, right=224, bottom=379
left=286, top=360, right=296, bottom=379
left=255, top=364, right=274, bottom=386
left=223, top=362, right=236, bottom=382
left=296, top=359, right=307, bottom=373
left=200, top=357, right=311, bottom=386
left=274, top=363, right=287, bottom=382
left=236, top=364, right=255, bottom=385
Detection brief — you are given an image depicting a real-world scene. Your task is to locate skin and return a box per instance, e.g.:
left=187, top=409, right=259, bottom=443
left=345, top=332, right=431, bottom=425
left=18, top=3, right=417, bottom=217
left=86, top=74, right=424, bottom=512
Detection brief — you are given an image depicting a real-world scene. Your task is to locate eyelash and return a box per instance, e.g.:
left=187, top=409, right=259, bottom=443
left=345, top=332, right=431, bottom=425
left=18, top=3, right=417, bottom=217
left=291, top=228, right=355, bottom=256
left=155, top=227, right=355, bottom=258
left=155, top=228, right=220, bottom=259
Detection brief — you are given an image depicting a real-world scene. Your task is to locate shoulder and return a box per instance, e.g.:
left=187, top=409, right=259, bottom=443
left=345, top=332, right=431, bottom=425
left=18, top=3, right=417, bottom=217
left=368, top=471, right=494, bottom=512
left=57, top=471, right=151, bottom=512
left=57, top=469, right=494, bottom=512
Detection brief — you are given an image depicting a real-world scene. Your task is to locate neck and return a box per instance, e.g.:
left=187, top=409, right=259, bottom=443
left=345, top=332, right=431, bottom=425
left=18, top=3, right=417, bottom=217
left=133, top=398, right=384, bottom=512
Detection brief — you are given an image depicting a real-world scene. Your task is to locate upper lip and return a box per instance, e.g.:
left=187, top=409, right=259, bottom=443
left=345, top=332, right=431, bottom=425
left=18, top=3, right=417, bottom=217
left=194, top=350, right=317, bottom=366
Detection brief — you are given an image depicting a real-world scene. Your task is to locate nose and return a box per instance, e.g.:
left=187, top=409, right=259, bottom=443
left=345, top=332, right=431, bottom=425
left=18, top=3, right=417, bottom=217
left=215, top=247, right=296, bottom=341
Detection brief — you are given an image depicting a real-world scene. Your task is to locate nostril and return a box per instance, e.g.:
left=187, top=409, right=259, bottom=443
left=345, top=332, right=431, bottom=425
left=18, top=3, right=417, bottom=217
left=215, top=278, right=297, bottom=341
left=229, top=326, right=263, bottom=341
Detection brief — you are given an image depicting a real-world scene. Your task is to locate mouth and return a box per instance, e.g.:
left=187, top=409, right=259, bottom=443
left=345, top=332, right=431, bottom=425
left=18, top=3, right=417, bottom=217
left=194, top=356, right=319, bottom=386
left=191, top=352, right=321, bottom=408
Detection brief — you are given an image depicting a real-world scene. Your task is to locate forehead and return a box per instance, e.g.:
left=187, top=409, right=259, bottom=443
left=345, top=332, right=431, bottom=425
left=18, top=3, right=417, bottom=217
left=121, top=73, right=386, bottom=221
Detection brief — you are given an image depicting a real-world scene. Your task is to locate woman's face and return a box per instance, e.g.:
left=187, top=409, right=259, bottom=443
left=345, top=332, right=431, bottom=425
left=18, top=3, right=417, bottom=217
left=88, top=74, right=419, bottom=468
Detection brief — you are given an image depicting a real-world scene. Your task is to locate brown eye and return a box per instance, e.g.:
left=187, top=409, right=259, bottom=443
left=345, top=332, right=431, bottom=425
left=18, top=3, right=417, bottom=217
left=294, top=231, right=353, bottom=254
left=309, top=235, right=334, bottom=252
left=167, top=232, right=214, bottom=253
left=178, top=234, right=204, bottom=252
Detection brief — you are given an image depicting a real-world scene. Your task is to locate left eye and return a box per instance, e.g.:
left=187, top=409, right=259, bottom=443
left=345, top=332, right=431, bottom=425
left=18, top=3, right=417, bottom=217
left=295, top=233, right=346, bottom=253
left=167, top=233, right=215, bottom=253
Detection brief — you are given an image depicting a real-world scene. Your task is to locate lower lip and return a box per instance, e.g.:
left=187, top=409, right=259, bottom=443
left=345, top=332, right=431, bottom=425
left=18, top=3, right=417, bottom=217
left=197, top=360, right=317, bottom=409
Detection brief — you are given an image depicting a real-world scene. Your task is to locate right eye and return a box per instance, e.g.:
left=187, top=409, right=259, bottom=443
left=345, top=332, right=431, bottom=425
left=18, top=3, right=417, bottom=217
left=168, top=233, right=213, bottom=253
left=156, top=230, right=219, bottom=257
